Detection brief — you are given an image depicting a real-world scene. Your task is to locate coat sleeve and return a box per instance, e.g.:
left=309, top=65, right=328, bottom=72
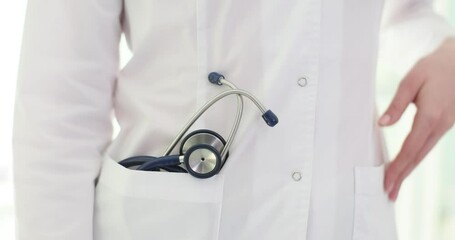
left=380, top=0, right=455, bottom=76
left=12, top=0, right=123, bottom=239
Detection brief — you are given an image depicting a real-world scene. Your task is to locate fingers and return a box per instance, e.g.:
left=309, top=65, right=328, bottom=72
left=380, top=62, right=428, bottom=201
left=387, top=128, right=444, bottom=201
left=379, top=66, right=424, bottom=126
left=384, top=108, right=450, bottom=201
left=384, top=111, right=432, bottom=198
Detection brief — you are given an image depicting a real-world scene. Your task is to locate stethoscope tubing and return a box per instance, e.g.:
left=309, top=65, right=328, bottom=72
left=162, top=81, right=267, bottom=160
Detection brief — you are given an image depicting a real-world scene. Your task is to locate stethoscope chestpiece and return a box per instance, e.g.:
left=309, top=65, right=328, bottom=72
left=183, top=144, right=222, bottom=179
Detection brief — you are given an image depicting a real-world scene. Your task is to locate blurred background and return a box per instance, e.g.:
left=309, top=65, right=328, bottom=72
left=0, top=1, right=454, bottom=239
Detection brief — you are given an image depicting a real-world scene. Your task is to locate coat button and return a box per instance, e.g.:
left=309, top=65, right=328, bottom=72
left=292, top=171, right=302, bottom=181
left=297, top=77, right=308, bottom=87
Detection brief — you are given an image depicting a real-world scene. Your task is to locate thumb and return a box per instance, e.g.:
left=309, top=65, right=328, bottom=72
left=379, top=67, right=424, bottom=126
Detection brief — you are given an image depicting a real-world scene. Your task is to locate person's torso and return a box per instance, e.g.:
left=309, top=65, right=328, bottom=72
left=96, top=1, right=397, bottom=239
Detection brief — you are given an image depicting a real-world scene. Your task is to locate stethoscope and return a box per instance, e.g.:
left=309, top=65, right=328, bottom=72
left=119, top=72, right=278, bottom=178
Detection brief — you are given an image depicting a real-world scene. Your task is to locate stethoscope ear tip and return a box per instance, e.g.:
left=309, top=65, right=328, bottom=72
left=262, top=110, right=279, bottom=127
left=208, top=72, right=225, bottom=85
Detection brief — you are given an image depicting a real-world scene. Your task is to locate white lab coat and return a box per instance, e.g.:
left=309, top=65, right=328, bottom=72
left=12, top=0, right=454, bottom=240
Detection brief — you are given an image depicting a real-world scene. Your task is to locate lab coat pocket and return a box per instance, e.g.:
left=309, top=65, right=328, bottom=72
left=94, top=155, right=225, bottom=240
left=352, top=164, right=397, bottom=240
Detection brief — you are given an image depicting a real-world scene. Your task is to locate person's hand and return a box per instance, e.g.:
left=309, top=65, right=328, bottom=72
left=379, top=37, right=455, bottom=201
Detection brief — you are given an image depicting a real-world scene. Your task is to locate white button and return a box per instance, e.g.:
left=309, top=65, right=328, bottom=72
left=297, top=77, right=308, bottom=87
left=292, top=171, right=302, bottom=181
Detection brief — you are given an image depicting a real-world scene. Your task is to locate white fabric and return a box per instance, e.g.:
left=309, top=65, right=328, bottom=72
left=13, top=0, right=454, bottom=239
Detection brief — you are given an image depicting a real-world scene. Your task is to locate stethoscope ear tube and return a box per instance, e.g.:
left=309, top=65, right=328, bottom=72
left=162, top=83, right=278, bottom=159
